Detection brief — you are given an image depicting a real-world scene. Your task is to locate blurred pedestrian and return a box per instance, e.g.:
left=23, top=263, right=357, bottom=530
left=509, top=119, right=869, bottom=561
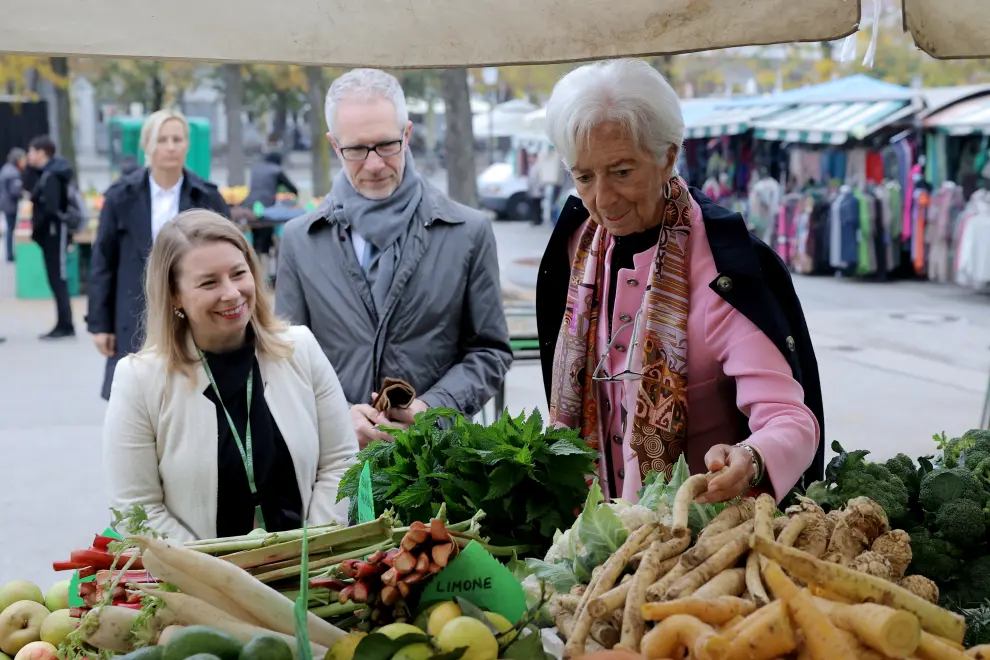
left=88, top=109, right=229, bottom=400
left=0, top=147, right=26, bottom=263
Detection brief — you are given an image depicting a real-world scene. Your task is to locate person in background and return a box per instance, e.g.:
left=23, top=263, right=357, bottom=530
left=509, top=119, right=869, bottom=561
left=243, top=151, right=299, bottom=280
left=1, top=147, right=26, bottom=264
left=537, top=60, right=823, bottom=505
left=103, top=210, right=358, bottom=540
left=276, top=68, right=512, bottom=447
left=88, top=109, right=229, bottom=400
left=118, top=155, right=140, bottom=178
left=27, top=136, right=75, bottom=340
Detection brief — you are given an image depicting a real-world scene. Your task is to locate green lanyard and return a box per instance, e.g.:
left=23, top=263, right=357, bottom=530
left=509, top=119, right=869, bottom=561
left=199, top=351, right=265, bottom=530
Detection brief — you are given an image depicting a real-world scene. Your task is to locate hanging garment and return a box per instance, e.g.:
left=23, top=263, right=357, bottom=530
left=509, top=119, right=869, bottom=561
left=792, top=196, right=814, bottom=275
left=846, top=149, right=868, bottom=188
left=956, top=190, right=990, bottom=290
left=854, top=189, right=875, bottom=276
left=748, top=177, right=782, bottom=241
left=866, top=152, right=885, bottom=184
left=912, top=187, right=930, bottom=275
left=875, top=188, right=895, bottom=275
left=928, top=183, right=966, bottom=283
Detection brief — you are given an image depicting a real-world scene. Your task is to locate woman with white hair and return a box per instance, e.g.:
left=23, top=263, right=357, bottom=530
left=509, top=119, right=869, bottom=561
left=536, top=59, right=825, bottom=505
left=88, top=109, right=229, bottom=400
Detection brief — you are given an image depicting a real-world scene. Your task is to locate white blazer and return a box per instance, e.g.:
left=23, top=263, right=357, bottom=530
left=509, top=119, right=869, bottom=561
left=102, top=325, right=359, bottom=541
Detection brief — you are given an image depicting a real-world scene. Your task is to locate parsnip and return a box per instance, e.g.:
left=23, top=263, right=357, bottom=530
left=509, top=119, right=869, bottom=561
left=812, top=596, right=921, bottom=658
left=665, top=534, right=751, bottom=600
left=639, top=614, right=728, bottom=660
left=693, top=568, right=747, bottom=599
left=698, top=498, right=757, bottom=541
left=723, top=600, right=798, bottom=660
left=746, top=494, right=776, bottom=606
left=673, top=474, right=712, bottom=530
left=642, top=595, right=756, bottom=625
left=619, top=530, right=691, bottom=650
left=751, top=534, right=966, bottom=644
left=681, top=520, right=756, bottom=570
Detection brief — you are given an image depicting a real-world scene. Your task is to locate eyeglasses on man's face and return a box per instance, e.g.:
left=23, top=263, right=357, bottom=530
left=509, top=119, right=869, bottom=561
left=339, top=138, right=404, bottom=162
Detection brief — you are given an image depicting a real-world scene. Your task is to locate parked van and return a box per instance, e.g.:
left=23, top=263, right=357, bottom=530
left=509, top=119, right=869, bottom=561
left=476, top=133, right=548, bottom=220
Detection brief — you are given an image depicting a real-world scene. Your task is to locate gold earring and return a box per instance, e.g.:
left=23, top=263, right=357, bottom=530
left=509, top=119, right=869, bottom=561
left=174, top=308, right=185, bottom=319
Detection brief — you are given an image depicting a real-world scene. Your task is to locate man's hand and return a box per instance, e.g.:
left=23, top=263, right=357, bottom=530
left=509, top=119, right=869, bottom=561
left=695, top=444, right=757, bottom=504
left=386, top=399, right=430, bottom=427
left=92, top=333, right=116, bottom=358
left=350, top=404, right=394, bottom=449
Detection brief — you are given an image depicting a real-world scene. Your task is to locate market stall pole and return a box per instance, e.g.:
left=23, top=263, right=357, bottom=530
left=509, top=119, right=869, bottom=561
left=982, top=368, right=990, bottom=430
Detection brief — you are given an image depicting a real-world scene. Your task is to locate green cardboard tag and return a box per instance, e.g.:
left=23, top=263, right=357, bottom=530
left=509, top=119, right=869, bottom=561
left=419, top=540, right=527, bottom=624
left=102, top=527, right=124, bottom=541
left=357, top=462, right=375, bottom=524
left=68, top=570, right=96, bottom=608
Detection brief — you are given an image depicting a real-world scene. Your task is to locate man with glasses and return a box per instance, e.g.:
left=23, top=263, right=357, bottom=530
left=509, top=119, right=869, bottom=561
left=276, top=68, right=512, bottom=448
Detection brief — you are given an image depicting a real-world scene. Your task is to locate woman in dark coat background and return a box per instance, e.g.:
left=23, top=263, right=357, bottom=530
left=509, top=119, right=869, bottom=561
left=87, top=109, right=228, bottom=400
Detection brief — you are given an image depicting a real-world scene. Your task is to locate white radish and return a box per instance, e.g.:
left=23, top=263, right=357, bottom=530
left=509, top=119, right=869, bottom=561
left=133, top=585, right=326, bottom=658
left=156, top=624, right=186, bottom=646
left=78, top=605, right=139, bottom=653
left=141, top=548, right=263, bottom=625
left=132, top=536, right=345, bottom=647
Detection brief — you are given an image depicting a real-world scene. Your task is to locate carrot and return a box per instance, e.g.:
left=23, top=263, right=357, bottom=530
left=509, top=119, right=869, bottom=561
left=723, top=600, right=798, bottom=660
left=698, top=498, right=757, bottom=542
left=77, top=605, right=140, bottom=653
left=751, top=534, right=967, bottom=644
left=694, top=568, right=747, bottom=599
left=681, top=520, right=756, bottom=570
left=620, top=530, right=692, bottom=650
left=673, top=474, right=712, bottom=530
left=639, top=614, right=729, bottom=660
left=746, top=494, right=776, bottom=606
left=642, top=595, right=756, bottom=625
left=812, top=596, right=921, bottom=658
left=762, top=562, right=857, bottom=660
left=133, top=585, right=326, bottom=658
left=140, top=548, right=262, bottom=626
left=665, top=534, right=751, bottom=601
left=917, top=631, right=969, bottom=659
left=564, top=523, right=655, bottom=659
left=133, top=536, right=345, bottom=648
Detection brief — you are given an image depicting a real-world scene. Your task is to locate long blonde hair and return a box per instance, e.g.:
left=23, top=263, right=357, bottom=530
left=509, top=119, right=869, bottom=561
left=142, top=209, right=292, bottom=377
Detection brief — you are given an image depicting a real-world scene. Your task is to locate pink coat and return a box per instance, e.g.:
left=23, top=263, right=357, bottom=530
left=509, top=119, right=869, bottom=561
left=569, top=207, right=820, bottom=503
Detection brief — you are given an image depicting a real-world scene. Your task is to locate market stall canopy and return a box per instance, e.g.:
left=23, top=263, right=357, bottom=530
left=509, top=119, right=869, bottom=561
left=903, top=0, right=990, bottom=59
left=924, top=95, right=990, bottom=136
left=752, top=100, right=917, bottom=145
left=2, top=0, right=859, bottom=67
left=727, top=74, right=915, bottom=107
left=683, top=104, right=789, bottom=139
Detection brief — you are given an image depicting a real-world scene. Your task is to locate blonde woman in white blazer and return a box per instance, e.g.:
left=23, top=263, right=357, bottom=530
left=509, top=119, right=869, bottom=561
left=102, top=209, right=359, bottom=541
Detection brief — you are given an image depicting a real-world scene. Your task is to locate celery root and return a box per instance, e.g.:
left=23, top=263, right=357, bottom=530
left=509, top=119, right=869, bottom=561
left=751, top=534, right=966, bottom=644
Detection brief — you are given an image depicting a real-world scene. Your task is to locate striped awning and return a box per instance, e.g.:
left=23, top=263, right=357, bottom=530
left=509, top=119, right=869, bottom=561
left=684, top=105, right=788, bottom=139
left=753, top=101, right=914, bottom=145
left=924, top=95, right=990, bottom=136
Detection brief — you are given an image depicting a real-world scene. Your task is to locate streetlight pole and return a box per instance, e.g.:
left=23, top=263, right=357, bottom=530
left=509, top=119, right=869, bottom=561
left=482, top=67, right=499, bottom=165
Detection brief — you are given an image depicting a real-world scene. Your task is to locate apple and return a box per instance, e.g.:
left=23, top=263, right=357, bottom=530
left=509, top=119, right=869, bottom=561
left=13, top=642, right=57, bottom=660
left=39, top=610, right=75, bottom=647
left=0, top=583, right=43, bottom=615
left=42, top=582, right=69, bottom=614
left=0, top=601, right=50, bottom=656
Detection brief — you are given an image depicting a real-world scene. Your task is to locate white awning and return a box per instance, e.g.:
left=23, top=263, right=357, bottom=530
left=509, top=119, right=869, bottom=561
left=2, top=0, right=858, bottom=67
left=752, top=100, right=915, bottom=145
left=924, top=95, right=990, bottom=136
left=683, top=104, right=789, bottom=139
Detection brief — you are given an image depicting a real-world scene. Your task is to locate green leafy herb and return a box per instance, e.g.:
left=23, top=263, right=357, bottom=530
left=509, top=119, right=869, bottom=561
left=502, top=627, right=553, bottom=660
left=523, top=559, right=579, bottom=593
left=337, top=409, right=597, bottom=552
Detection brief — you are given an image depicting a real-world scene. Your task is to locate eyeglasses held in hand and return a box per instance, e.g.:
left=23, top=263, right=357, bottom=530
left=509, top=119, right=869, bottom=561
left=339, top=139, right=404, bottom=162
left=592, top=308, right=644, bottom=382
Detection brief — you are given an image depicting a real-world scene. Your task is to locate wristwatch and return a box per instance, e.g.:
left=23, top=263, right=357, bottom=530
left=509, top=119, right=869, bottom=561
left=737, top=443, right=766, bottom=487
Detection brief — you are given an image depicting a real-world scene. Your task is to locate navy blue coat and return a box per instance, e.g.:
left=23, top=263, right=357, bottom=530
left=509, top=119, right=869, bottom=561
left=536, top=188, right=826, bottom=487
left=86, top=168, right=229, bottom=400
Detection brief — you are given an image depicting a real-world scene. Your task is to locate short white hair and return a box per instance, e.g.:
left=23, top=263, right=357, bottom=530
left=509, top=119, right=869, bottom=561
left=140, top=109, right=189, bottom=166
left=324, top=68, right=408, bottom=136
left=545, top=59, right=684, bottom=169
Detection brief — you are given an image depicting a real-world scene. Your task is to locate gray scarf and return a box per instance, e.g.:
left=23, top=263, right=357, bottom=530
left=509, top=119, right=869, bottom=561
left=332, top=151, right=423, bottom=314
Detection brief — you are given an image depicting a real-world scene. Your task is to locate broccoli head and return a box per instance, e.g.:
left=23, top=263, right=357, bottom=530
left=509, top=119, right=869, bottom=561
left=832, top=461, right=909, bottom=523
left=907, top=529, right=961, bottom=584
left=884, top=453, right=921, bottom=501
left=943, top=556, right=990, bottom=609
left=919, top=468, right=987, bottom=513
left=964, top=429, right=990, bottom=455
left=935, top=499, right=987, bottom=546
left=965, top=450, right=990, bottom=472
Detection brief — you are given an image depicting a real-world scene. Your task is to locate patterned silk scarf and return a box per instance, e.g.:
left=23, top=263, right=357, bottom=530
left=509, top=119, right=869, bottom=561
left=549, top=176, right=694, bottom=480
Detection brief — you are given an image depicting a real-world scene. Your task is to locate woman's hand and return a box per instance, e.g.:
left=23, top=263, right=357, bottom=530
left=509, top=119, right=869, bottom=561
left=696, top=444, right=756, bottom=504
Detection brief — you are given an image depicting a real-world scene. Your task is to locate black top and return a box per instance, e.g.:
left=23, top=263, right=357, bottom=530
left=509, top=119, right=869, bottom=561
left=201, top=337, right=303, bottom=536
left=607, top=225, right=661, bottom=333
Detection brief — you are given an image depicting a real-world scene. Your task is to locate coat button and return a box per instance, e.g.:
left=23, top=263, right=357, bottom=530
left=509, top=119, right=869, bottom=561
left=716, top=275, right=733, bottom=292
left=786, top=336, right=796, bottom=351
left=626, top=278, right=639, bottom=287
left=615, top=344, right=626, bottom=352
left=617, top=469, right=625, bottom=479
left=605, top=400, right=611, bottom=412
left=619, top=313, right=631, bottom=322
left=613, top=434, right=622, bottom=445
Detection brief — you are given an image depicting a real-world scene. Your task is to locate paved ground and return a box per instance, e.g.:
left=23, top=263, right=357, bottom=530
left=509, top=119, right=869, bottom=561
left=1, top=209, right=989, bottom=590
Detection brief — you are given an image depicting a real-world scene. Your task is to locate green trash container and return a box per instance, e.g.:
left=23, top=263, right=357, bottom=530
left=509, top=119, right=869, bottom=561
left=109, top=115, right=212, bottom=181
left=15, top=241, right=81, bottom=299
